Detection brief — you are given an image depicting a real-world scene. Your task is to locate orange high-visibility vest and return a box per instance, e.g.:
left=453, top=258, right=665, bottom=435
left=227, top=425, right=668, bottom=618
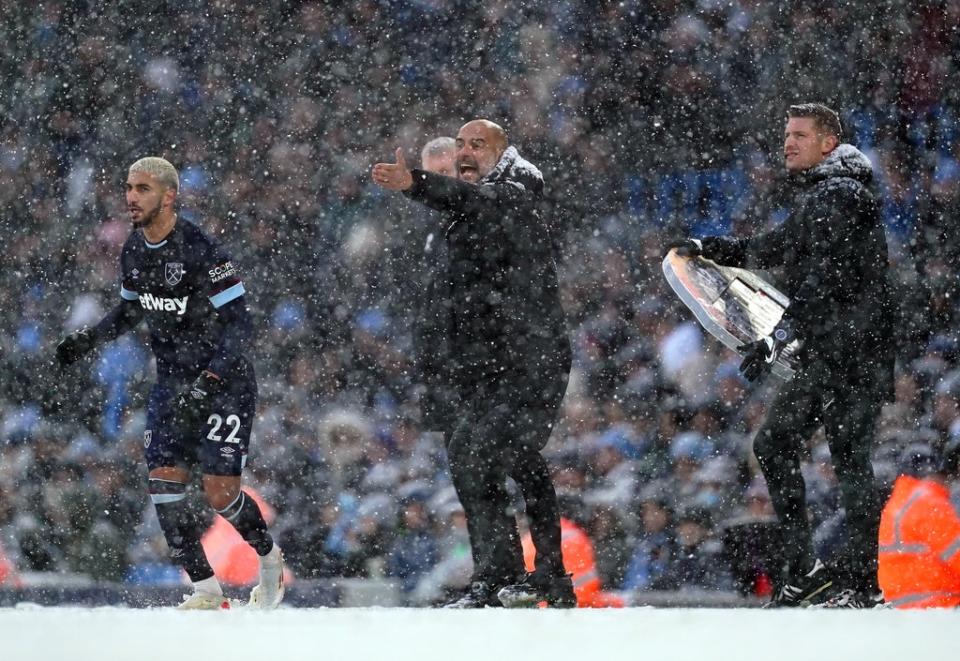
left=522, top=517, right=625, bottom=608
left=0, top=541, right=18, bottom=587
left=878, top=475, right=960, bottom=608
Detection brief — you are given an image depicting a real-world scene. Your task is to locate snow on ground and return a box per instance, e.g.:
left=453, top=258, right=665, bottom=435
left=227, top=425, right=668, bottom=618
left=0, top=606, right=957, bottom=661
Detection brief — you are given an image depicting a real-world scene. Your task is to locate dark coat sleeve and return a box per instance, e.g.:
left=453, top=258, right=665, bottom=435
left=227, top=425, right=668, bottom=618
left=404, top=169, right=542, bottom=244
left=702, top=221, right=793, bottom=269
left=92, top=299, right=144, bottom=343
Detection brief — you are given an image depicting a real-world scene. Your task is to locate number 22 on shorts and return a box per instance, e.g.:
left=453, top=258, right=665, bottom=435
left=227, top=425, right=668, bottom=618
left=207, top=413, right=241, bottom=443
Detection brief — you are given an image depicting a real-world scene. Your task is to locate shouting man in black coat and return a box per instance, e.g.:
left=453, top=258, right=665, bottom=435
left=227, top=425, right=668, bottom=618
left=670, top=103, right=895, bottom=607
left=373, top=120, right=574, bottom=608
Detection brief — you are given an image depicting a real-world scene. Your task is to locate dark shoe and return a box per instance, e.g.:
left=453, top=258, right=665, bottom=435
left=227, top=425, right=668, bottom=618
left=443, top=581, right=502, bottom=609
left=497, top=571, right=577, bottom=608
left=764, top=559, right=836, bottom=608
left=815, top=588, right=886, bottom=609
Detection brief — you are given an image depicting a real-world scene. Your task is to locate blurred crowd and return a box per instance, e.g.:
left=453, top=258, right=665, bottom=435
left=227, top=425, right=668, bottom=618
left=2, top=1, right=960, bottom=603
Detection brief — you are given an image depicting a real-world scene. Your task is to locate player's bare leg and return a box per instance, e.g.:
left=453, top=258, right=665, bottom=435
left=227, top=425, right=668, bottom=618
left=203, top=474, right=284, bottom=609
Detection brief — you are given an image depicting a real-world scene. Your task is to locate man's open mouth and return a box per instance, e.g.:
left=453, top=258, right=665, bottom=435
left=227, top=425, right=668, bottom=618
left=459, top=163, right=478, bottom=176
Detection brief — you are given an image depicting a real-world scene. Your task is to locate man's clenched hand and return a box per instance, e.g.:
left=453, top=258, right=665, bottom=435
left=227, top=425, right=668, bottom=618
left=664, top=238, right=703, bottom=258
left=56, top=327, right=97, bottom=366
left=738, top=317, right=797, bottom=382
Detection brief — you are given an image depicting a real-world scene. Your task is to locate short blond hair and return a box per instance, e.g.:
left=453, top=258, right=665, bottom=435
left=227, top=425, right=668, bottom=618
left=128, top=157, right=179, bottom=191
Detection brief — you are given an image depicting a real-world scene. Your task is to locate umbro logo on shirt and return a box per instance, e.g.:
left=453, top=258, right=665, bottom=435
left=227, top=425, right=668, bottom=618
left=139, top=292, right=189, bottom=315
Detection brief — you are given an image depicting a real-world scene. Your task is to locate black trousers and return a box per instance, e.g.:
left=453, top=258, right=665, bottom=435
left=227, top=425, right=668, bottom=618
left=446, top=373, right=568, bottom=586
left=753, top=361, right=883, bottom=592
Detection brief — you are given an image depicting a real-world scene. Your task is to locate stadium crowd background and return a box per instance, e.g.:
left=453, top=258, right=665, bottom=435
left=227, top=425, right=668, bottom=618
left=2, top=1, right=960, bottom=602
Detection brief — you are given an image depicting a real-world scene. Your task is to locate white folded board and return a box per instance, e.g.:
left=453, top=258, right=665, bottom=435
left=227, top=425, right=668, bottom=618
left=662, top=249, right=798, bottom=380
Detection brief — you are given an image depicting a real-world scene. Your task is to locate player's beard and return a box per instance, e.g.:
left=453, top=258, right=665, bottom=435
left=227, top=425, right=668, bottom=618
left=132, top=201, right=161, bottom=229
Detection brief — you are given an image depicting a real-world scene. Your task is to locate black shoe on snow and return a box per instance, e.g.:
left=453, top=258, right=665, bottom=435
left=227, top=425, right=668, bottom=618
left=815, top=588, right=886, bottom=609
left=764, top=559, right=836, bottom=608
left=443, top=581, right=503, bottom=609
left=497, top=571, right=577, bottom=608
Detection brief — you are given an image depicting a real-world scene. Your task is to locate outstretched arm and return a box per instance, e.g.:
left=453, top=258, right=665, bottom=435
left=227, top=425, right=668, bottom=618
left=695, top=220, right=794, bottom=269
left=93, top=297, right=144, bottom=343
left=57, top=297, right=144, bottom=366
left=404, top=170, right=534, bottom=218
left=371, top=148, right=534, bottom=217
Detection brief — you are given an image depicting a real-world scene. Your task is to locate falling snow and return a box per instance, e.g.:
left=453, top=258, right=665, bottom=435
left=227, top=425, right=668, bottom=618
left=1, top=2, right=960, bottom=618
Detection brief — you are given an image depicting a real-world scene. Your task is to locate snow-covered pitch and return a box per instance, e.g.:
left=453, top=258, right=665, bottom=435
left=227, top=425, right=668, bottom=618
left=1, top=606, right=956, bottom=660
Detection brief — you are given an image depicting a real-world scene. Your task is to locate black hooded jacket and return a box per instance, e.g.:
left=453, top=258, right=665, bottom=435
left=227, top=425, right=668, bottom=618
left=703, top=144, right=895, bottom=395
left=405, top=146, right=571, bottom=399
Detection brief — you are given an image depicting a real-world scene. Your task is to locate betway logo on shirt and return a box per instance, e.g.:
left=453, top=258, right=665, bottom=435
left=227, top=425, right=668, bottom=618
left=139, top=292, right=189, bottom=315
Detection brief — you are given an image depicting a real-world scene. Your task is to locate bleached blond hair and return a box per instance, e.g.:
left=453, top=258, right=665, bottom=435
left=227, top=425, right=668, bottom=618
left=128, top=157, right=179, bottom=192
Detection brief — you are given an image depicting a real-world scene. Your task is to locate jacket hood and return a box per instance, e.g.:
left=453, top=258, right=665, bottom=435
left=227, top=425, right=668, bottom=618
left=806, top=143, right=874, bottom=185
left=481, top=145, right=543, bottom=192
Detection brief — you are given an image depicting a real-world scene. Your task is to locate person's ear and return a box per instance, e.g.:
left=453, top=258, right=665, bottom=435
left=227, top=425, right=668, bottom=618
left=822, top=133, right=839, bottom=155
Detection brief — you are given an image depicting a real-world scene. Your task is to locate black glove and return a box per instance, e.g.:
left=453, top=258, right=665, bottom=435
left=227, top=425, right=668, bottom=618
left=177, top=370, right=224, bottom=424
left=737, top=336, right=775, bottom=382
left=664, top=238, right=703, bottom=258
left=738, top=317, right=796, bottom=382
left=56, top=327, right=97, bottom=366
